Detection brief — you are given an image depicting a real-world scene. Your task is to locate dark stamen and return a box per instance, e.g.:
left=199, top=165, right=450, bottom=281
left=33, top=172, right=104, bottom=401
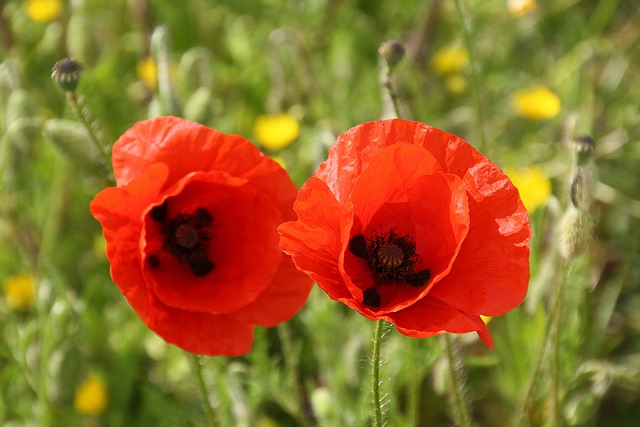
left=349, top=234, right=369, bottom=260
left=190, top=257, right=214, bottom=277
left=150, top=202, right=168, bottom=222
left=363, top=287, right=381, bottom=307
left=405, top=269, right=431, bottom=287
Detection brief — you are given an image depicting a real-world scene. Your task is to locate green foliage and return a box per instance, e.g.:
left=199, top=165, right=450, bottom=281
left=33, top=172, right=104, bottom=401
left=2, top=0, right=640, bottom=425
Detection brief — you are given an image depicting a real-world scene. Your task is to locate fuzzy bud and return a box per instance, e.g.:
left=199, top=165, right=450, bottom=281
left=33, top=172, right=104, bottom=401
left=51, top=58, right=83, bottom=92
left=378, top=40, right=406, bottom=70
left=571, top=135, right=596, bottom=167
left=558, top=205, right=592, bottom=259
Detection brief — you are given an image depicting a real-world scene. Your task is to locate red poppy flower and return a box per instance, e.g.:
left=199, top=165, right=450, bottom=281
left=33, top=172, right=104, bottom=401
left=278, top=119, right=530, bottom=348
left=90, top=116, right=313, bottom=356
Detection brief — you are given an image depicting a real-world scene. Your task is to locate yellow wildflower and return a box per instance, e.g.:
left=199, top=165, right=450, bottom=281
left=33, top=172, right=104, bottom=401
left=3, top=274, right=35, bottom=311
left=445, top=74, right=467, bottom=94
left=431, top=46, right=469, bottom=75
left=506, top=166, right=552, bottom=212
left=513, top=86, right=561, bottom=120
left=25, top=0, right=62, bottom=23
left=254, top=114, right=300, bottom=151
left=508, top=0, right=537, bottom=17
left=74, top=376, right=108, bottom=416
left=137, top=57, right=157, bottom=89
left=481, top=315, right=492, bottom=325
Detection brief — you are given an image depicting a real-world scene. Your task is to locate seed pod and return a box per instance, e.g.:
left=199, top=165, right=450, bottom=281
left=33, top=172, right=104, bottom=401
left=558, top=205, right=592, bottom=259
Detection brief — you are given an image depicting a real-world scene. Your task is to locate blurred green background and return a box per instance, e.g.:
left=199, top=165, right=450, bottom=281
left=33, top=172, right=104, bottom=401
left=1, top=0, right=640, bottom=425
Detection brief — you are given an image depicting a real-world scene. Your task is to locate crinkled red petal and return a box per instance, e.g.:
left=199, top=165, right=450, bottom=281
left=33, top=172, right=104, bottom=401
left=90, top=163, right=170, bottom=320
left=382, top=296, right=493, bottom=348
left=112, top=117, right=299, bottom=223
left=278, top=177, right=351, bottom=301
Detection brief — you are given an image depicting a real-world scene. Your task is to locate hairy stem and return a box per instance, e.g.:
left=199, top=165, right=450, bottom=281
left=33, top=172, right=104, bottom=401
left=371, top=320, right=385, bottom=427
left=189, top=354, right=218, bottom=427
left=445, top=335, right=473, bottom=427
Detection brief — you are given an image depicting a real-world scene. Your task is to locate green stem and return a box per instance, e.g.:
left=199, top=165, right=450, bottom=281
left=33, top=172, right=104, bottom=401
left=518, top=267, right=566, bottom=425
left=66, top=91, right=112, bottom=177
left=444, top=335, right=472, bottom=427
left=371, top=320, right=385, bottom=427
left=452, top=0, right=487, bottom=152
left=277, top=323, right=311, bottom=426
left=380, top=64, right=401, bottom=120
left=189, top=354, right=217, bottom=427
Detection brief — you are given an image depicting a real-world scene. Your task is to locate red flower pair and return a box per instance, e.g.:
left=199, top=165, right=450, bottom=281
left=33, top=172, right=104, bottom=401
left=92, top=117, right=530, bottom=354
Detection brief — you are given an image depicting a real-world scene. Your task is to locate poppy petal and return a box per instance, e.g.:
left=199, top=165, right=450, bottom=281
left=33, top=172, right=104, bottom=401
left=382, top=296, right=493, bottom=348
left=141, top=171, right=283, bottom=314
left=146, top=303, right=255, bottom=356
left=279, top=177, right=350, bottom=301
left=339, top=143, right=470, bottom=314
left=429, top=172, right=530, bottom=315
left=231, top=256, right=313, bottom=327
left=90, top=163, right=170, bottom=319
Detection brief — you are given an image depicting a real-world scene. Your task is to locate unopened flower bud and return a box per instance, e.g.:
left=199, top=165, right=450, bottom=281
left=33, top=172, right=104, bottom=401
left=571, top=135, right=595, bottom=166
left=378, top=40, right=406, bottom=70
left=51, top=58, right=83, bottom=92
left=558, top=205, right=592, bottom=259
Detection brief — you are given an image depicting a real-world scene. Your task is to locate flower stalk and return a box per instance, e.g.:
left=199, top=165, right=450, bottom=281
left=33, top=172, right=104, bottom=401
left=371, top=320, right=385, bottom=427
left=444, top=334, right=473, bottom=427
left=189, top=354, right=218, bottom=427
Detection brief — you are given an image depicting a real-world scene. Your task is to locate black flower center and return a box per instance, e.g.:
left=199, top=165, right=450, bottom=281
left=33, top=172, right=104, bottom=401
left=349, top=228, right=431, bottom=308
left=147, top=202, right=215, bottom=277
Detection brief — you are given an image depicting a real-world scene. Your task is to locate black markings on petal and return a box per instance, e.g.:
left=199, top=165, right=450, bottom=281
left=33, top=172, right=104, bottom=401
left=405, top=269, right=431, bottom=287
left=349, top=234, right=369, bottom=260
left=146, top=254, right=160, bottom=269
left=150, top=202, right=169, bottom=222
left=362, top=287, right=381, bottom=307
left=190, top=257, right=214, bottom=277
left=192, top=208, right=213, bottom=228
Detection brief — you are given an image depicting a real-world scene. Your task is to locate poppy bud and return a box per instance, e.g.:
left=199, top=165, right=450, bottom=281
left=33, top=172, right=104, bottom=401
left=51, top=58, right=83, bottom=92
left=378, top=40, right=406, bottom=70
left=558, top=205, right=592, bottom=259
left=571, top=135, right=595, bottom=167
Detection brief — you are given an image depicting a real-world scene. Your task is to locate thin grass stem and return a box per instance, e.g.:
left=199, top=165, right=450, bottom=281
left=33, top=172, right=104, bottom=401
left=452, top=0, right=487, bottom=152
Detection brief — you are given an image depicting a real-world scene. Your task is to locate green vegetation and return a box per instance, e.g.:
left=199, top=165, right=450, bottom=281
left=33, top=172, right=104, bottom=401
left=1, top=0, right=639, bottom=425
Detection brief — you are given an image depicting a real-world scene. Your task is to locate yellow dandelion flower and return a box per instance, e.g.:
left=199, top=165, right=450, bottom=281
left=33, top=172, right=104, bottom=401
left=254, top=114, right=300, bottom=151
left=3, top=274, right=35, bottom=311
left=25, top=0, right=62, bottom=23
left=513, top=86, right=561, bottom=120
left=508, top=0, right=537, bottom=17
left=137, top=57, right=157, bottom=89
left=506, top=166, right=552, bottom=212
left=74, top=376, right=108, bottom=416
left=445, top=73, right=467, bottom=94
left=431, top=46, right=469, bottom=75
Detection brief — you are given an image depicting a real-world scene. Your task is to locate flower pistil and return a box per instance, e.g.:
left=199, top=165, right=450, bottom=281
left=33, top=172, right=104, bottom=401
left=349, top=228, right=431, bottom=307
left=148, top=201, right=214, bottom=277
